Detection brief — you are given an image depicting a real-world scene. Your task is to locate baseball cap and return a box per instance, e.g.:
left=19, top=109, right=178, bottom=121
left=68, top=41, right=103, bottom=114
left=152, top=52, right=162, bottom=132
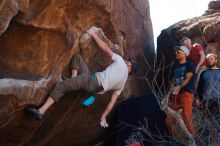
left=176, top=46, right=190, bottom=56
left=206, top=53, right=217, bottom=59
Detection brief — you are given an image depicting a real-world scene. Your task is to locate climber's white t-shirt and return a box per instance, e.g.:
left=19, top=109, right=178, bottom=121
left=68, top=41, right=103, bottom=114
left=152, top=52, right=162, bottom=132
left=96, top=53, right=128, bottom=95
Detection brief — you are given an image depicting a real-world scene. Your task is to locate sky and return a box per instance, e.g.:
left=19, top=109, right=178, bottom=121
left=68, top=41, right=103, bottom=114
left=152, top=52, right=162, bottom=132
left=149, top=0, right=211, bottom=47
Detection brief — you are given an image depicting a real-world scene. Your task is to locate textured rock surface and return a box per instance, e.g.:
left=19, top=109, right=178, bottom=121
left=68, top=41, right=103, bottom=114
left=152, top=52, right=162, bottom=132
left=207, top=0, right=220, bottom=14
left=0, top=0, right=155, bottom=145
left=157, top=0, right=220, bottom=70
left=0, top=0, right=28, bottom=35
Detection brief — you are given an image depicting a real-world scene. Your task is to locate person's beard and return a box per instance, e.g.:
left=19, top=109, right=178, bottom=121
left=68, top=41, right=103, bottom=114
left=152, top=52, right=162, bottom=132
left=207, top=62, right=216, bottom=68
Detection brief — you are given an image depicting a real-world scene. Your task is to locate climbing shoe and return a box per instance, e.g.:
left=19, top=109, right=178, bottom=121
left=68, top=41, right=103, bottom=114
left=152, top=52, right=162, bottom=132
left=82, top=95, right=95, bottom=106
left=25, top=107, right=43, bottom=120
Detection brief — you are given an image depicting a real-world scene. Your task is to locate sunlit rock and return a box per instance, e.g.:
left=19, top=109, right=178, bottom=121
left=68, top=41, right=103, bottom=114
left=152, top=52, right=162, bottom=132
left=0, top=0, right=155, bottom=145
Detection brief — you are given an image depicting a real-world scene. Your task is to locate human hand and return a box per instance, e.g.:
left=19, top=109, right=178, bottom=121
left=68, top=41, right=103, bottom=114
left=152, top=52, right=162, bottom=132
left=195, top=99, right=201, bottom=108
left=87, top=29, right=94, bottom=35
left=100, top=116, right=109, bottom=128
left=87, top=26, right=97, bottom=35
left=195, top=65, right=200, bottom=74
left=172, top=86, right=181, bottom=95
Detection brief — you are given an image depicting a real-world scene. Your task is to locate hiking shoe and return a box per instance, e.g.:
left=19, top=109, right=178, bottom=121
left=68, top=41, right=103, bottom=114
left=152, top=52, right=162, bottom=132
left=25, top=107, right=43, bottom=120
left=82, top=95, right=95, bottom=106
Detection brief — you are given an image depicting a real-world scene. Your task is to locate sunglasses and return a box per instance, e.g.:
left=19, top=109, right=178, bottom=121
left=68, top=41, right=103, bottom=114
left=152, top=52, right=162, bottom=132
left=176, top=50, right=184, bottom=54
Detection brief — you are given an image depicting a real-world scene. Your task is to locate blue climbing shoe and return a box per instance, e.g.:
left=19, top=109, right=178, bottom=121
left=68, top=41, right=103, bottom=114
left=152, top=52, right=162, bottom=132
left=82, top=95, right=95, bottom=106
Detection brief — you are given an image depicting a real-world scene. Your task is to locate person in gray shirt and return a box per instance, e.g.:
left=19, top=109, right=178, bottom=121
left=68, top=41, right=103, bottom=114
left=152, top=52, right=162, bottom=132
left=197, top=53, right=220, bottom=144
left=26, top=28, right=138, bottom=128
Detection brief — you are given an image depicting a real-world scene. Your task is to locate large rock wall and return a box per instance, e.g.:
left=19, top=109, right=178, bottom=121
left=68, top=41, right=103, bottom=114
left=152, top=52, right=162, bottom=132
left=0, top=0, right=155, bottom=145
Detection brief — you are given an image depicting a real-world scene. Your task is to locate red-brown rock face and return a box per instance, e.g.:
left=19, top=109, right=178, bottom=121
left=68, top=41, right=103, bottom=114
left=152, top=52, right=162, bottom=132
left=208, top=0, right=220, bottom=13
left=0, top=0, right=155, bottom=145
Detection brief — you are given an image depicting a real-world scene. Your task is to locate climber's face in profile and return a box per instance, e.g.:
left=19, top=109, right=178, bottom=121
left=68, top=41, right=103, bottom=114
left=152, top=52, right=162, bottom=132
left=125, top=61, right=132, bottom=74
left=125, top=60, right=138, bottom=75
